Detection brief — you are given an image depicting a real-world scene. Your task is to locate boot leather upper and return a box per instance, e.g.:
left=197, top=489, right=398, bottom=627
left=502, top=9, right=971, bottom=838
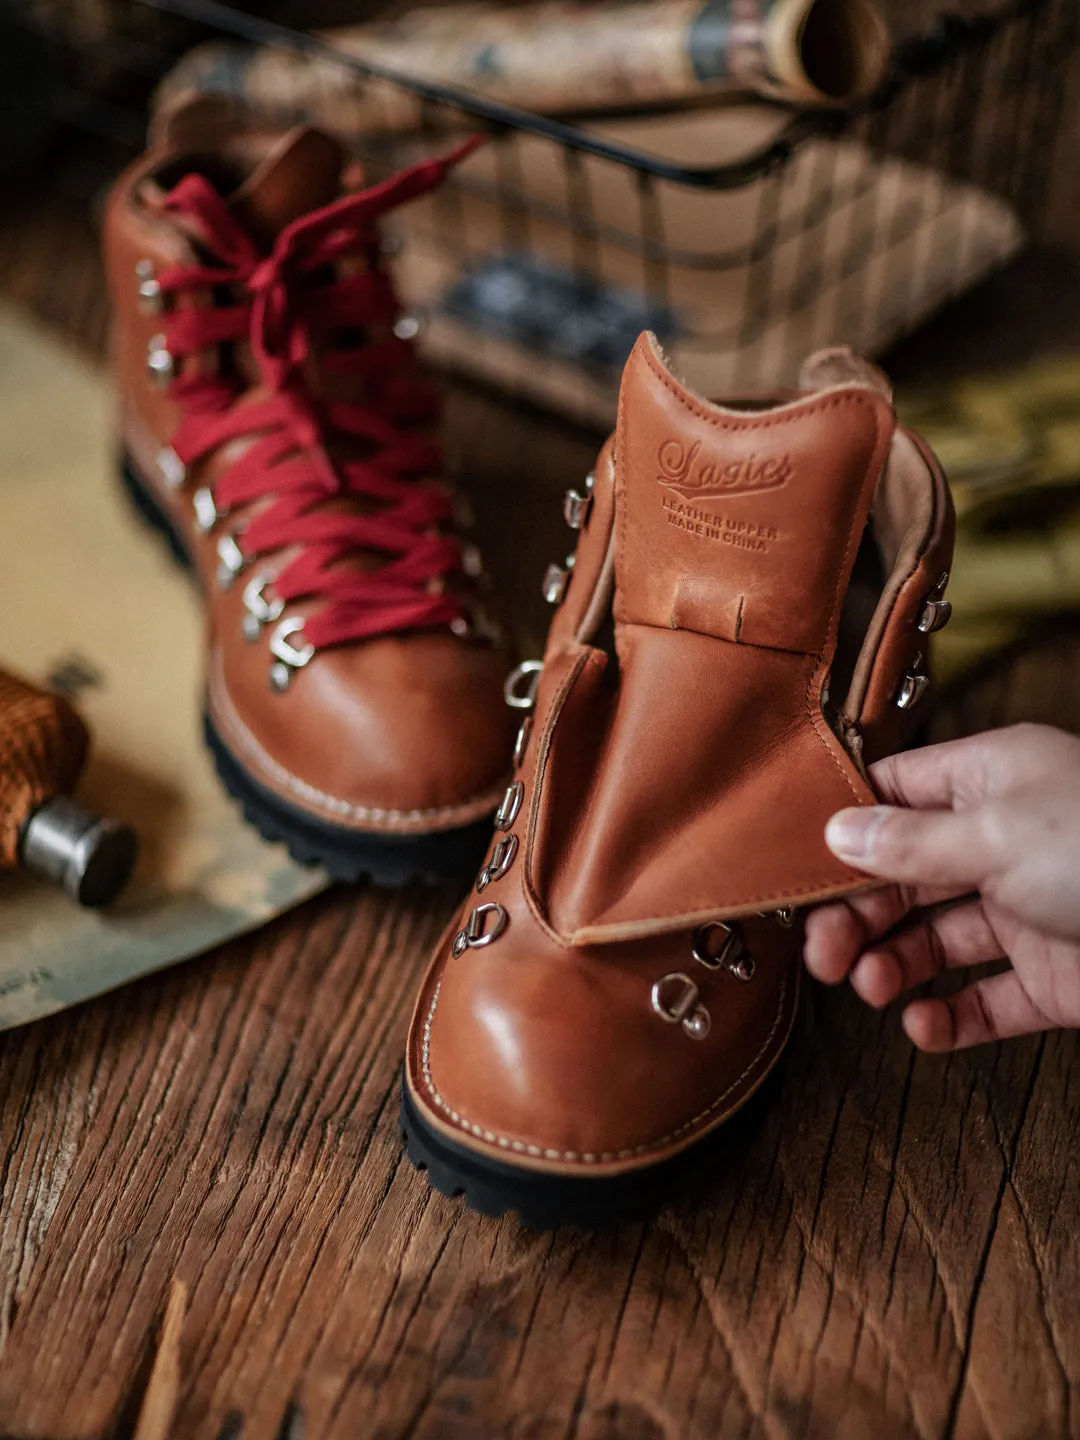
left=104, top=123, right=516, bottom=834
left=406, top=334, right=955, bottom=1172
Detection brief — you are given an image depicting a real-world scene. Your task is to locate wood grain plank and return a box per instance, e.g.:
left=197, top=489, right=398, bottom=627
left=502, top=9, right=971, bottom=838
left=3, top=879, right=1076, bottom=1440
left=0, top=1006, right=111, bottom=1355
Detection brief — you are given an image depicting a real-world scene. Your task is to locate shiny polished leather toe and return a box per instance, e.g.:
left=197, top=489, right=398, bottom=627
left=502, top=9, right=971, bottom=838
left=210, top=631, right=515, bottom=830
left=412, top=902, right=798, bottom=1169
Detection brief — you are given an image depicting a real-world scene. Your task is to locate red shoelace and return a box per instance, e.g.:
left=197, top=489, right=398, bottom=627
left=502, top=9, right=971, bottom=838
left=155, top=137, right=483, bottom=650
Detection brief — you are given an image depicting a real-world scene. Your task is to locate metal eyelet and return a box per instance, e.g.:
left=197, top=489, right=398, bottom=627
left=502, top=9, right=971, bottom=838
left=268, top=617, right=315, bottom=693
left=494, top=781, right=524, bottom=832
left=450, top=613, right=474, bottom=639
left=563, top=488, right=593, bottom=530
left=157, top=446, right=186, bottom=489
left=504, top=660, right=543, bottom=711
left=757, top=906, right=796, bottom=928
left=897, top=673, right=931, bottom=710
left=476, top=833, right=518, bottom=893
left=542, top=562, right=570, bottom=605
left=216, top=533, right=246, bottom=590
left=192, top=486, right=222, bottom=534
left=451, top=902, right=509, bottom=956
left=241, top=571, right=285, bottom=642
left=728, top=954, right=755, bottom=982
left=393, top=311, right=425, bottom=341
left=692, top=922, right=755, bottom=981
left=146, top=334, right=174, bottom=386
left=651, top=973, right=711, bottom=1040
left=136, top=259, right=163, bottom=314
left=461, top=542, right=484, bottom=579
left=918, top=601, right=952, bottom=636
left=513, top=714, right=533, bottom=768
left=897, top=652, right=930, bottom=711
left=917, top=571, right=953, bottom=635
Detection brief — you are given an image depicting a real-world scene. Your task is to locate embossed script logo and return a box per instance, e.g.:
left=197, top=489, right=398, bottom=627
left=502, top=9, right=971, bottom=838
left=656, top=439, right=793, bottom=501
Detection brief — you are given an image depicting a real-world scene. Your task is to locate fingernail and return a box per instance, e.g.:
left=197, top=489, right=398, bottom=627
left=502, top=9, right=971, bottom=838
left=825, top=807, right=887, bottom=861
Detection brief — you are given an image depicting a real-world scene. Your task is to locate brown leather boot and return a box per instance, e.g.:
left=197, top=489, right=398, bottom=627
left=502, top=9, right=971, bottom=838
left=104, top=116, right=516, bottom=883
left=402, top=335, right=955, bottom=1224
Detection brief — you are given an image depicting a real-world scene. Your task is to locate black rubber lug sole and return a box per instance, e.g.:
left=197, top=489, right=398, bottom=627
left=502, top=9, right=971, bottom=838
left=400, top=1073, right=778, bottom=1229
left=121, top=454, right=194, bottom=570
left=121, top=453, right=493, bottom=886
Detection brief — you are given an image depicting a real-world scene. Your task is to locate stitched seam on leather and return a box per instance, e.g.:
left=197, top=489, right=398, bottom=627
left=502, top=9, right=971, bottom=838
left=858, top=555, right=930, bottom=718
left=640, top=340, right=880, bottom=433
left=572, top=446, right=618, bottom=647
left=207, top=651, right=506, bottom=828
left=569, top=878, right=880, bottom=944
left=575, top=532, right=616, bottom=648
left=859, top=441, right=951, bottom=725
left=800, top=399, right=889, bottom=809
left=522, top=649, right=596, bottom=942
left=613, top=360, right=630, bottom=631
left=521, top=643, right=870, bottom=937
left=418, top=970, right=789, bottom=1165
left=843, top=432, right=935, bottom=724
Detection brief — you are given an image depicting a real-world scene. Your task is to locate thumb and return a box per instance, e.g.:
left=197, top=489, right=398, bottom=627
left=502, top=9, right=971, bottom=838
left=825, top=805, right=1003, bottom=890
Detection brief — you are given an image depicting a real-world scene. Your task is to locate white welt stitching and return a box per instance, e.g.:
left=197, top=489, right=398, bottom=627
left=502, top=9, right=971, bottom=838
left=208, top=650, right=505, bottom=829
left=419, top=970, right=789, bottom=1165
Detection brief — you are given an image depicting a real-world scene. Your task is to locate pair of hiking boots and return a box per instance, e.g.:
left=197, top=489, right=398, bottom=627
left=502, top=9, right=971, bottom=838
left=106, top=117, right=955, bottom=1226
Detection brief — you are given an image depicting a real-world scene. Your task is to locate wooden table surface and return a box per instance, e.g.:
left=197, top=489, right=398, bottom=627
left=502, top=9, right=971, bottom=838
left=1, top=149, right=1080, bottom=1440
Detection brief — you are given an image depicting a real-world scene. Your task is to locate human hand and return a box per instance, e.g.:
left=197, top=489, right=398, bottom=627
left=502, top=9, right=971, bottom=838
left=804, top=724, right=1080, bottom=1051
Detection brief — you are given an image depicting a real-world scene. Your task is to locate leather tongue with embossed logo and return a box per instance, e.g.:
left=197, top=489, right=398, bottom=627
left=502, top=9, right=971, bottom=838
left=531, top=333, right=899, bottom=946
left=614, top=333, right=893, bottom=655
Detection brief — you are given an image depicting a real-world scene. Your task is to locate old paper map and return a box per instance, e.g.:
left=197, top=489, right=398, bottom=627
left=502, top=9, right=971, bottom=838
left=0, top=308, right=327, bottom=1030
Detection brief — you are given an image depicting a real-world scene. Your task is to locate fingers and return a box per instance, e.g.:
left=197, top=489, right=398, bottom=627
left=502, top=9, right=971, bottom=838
left=868, top=724, right=1080, bottom=811
left=825, top=805, right=1005, bottom=890
left=902, top=972, right=1056, bottom=1052
left=804, top=883, right=968, bottom=985
left=808, top=896, right=1058, bottom=1051
left=803, top=893, right=900, bottom=985
left=868, top=735, right=988, bottom=811
left=848, top=900, right=1001, bottom=1008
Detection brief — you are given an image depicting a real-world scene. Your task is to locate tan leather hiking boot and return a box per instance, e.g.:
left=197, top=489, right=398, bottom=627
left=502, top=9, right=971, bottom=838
left=402, top=336, right=955, bottom=1224
left=103, top=113, right=516, bottom=882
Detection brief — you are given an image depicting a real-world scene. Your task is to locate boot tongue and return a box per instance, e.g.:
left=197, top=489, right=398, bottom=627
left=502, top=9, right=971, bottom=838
left=614, top=334, right=895, bottom=658
left=229, top=127, right=348, bottom=246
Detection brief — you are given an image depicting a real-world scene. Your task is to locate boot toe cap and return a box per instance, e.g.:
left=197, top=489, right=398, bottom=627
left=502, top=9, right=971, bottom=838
left=411, top=919, right=799, bottom=1170
left=212, top=632, right=517, bottom=828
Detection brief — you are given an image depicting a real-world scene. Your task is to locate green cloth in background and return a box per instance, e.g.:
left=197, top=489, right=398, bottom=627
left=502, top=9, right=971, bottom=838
left=899, top=355, right=1080, bottom=684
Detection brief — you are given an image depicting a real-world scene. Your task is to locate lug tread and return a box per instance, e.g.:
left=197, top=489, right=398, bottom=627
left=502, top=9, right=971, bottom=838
left=204, top=714, right=491, bottom=887
left=397, top=1083, right=754, bottom=1230
left=120, top=453, right=492, bottom=887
